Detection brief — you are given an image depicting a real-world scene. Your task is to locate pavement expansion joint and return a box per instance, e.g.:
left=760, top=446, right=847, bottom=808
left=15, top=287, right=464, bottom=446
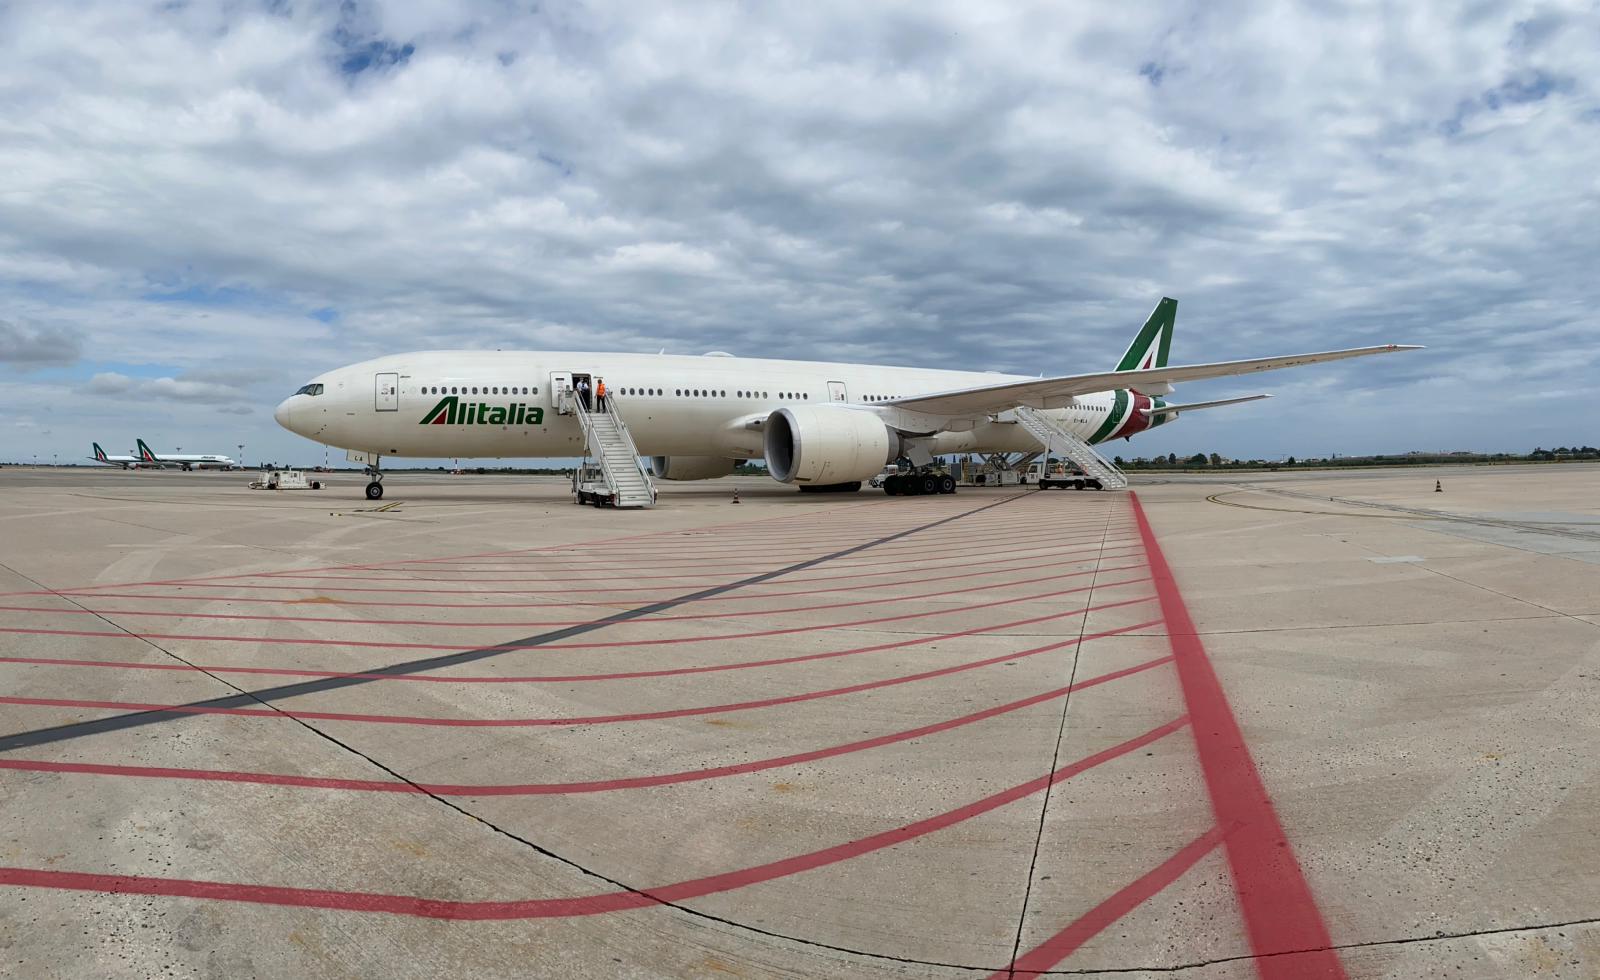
left=1005, top=498, right=1120, bottom=974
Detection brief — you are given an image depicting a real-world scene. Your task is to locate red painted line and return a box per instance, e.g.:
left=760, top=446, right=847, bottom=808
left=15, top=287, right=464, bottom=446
left=0, top=717, right=1188, bottom=919
left=0, top=492, right=946, bottom=598
left=52, top=535, right=1138, bottom=597
left=41, top=544, right=1144, bottom=608
left=0, top=654, right=1174, bottom=796
left=0, top=601, right=1159, bottom=686
left=997, top=825, right=1227, bottom=978
left=256, top=531, right=1131, bottom=583
left=0, top=495, right=1041, bottom=598
left=0, top=575, right=1152, bottom=653
left=0, top=561, right=1145, bottom=631
left=0, top=604, right=1158, bottom=726
left=280, top=522, right=1136, bottom=579
left=1129, top=492, right=1344, bottom=977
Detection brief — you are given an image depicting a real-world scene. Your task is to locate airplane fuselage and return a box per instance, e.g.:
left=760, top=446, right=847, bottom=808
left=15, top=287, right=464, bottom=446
left=274, top=350, right=1170, bottom=462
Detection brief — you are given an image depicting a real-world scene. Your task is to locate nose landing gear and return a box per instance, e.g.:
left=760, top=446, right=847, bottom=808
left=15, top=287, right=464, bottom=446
left=363, top=457, right=384, bottom=500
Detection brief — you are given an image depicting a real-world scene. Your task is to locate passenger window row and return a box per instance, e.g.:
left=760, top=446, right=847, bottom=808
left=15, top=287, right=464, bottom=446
left=423, top=385, right=539, bottom=396
left=409, top=384, right=839, bottom=401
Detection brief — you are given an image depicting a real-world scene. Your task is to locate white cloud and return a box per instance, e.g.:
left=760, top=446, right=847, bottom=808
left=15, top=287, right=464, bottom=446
left=85, top=369, right=247, bottom=405
left=0, top=320, right=81, bottom=368
left=87, top=372, right=134, bottom=394
left=0, top=0, right=1597, bottom=462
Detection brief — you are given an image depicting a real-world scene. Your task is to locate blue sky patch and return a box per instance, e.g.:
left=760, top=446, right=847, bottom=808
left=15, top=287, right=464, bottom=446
left=339, top=39, right=415, bottom=76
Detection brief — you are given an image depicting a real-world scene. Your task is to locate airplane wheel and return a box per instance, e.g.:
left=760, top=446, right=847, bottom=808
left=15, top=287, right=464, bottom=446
left=940, top=475, right=956, bottom=494
left=884, top=475, right=902, bottom=495
left=920, top=475, right=938, bottom=495
left=365, top=482, right=383, bottom=500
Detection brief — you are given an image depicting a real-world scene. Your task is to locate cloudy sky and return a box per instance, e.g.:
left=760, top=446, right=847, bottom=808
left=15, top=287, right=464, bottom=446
left=1, top=1, right=1596, bottom=466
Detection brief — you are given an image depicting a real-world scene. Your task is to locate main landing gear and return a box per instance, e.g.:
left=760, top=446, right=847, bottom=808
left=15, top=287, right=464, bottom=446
left=883, top=469, right=957, bottom=496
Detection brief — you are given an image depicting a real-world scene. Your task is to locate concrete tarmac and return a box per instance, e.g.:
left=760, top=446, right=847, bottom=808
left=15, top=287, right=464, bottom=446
left=0, top=464, right=1597, bottom=978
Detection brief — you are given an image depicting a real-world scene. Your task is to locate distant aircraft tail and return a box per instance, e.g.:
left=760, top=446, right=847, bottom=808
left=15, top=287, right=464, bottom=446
left=1115, top=297, right=1176, bottom=372
left=136, top=438, right=159, bottom=462
left=92, top=442, right=108, bottom=462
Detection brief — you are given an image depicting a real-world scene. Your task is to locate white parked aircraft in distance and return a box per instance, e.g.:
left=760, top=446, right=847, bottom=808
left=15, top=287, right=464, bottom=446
left=274, top=298, right=1420, bottom=500
left=88, top=443, right=145, bottom=469
left=136, top=439, right=238, bottom=471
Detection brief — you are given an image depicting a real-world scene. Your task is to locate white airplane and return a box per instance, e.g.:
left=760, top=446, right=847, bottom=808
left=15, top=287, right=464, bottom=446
left=88, top=443, right=145, bottom=469
left=274, top=298, right=1419, bottom=500
left=136, top=439, right=238, bottom=471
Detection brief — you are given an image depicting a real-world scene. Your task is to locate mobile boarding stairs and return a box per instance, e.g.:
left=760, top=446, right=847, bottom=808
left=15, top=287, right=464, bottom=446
left=566, top=390, right=656, bottom=508
left=1009, top=406, right=1129, bottom=490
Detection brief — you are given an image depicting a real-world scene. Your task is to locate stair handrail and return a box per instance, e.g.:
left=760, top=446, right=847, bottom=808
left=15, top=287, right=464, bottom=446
left=574, top=392, right=656, bottom=505
left=571, top=394, right=622, bottom=501
left=599, top=393, right=657, bottom=504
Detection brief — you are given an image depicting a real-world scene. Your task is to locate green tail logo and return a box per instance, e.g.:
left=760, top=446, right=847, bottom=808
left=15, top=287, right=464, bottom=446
left=419, top=396, right=544, bottom=427
left=1115, top=297, right=1176, bottom=372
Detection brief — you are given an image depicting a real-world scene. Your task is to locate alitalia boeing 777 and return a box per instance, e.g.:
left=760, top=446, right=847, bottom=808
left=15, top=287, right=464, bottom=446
left=274, top=298, right=1419, bottom=501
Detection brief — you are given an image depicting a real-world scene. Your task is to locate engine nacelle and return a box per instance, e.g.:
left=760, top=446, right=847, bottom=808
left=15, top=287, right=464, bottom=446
left=764, top=405, right=898, bottom=485
left=649, top=455, right=739, bottom=481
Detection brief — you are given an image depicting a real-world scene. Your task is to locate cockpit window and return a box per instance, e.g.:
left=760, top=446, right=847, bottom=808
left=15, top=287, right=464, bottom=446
left=294, top=383, right=325, bottom=396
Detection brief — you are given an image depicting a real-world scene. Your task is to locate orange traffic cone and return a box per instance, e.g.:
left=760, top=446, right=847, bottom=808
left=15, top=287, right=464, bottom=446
left=1434, top=480, right=1442, bottom=492
left=732, top=487, right=741, bottom=504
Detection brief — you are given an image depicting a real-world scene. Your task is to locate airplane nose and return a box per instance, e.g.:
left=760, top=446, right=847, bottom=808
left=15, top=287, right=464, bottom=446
left=274, top=398, right=293, bottom=430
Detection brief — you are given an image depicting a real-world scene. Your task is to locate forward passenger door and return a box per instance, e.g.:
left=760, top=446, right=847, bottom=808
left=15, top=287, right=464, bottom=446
left=375, top=372, right=399, bottom=411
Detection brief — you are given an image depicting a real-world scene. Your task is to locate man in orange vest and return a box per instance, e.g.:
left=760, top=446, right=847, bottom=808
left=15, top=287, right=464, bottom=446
left=595, top=378, right=608, bottom=413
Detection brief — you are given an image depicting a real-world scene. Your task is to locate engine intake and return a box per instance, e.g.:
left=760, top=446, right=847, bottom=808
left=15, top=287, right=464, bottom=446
left=648, top=456, right=739, bottom=481
left=764, top=406, right=898, bottom=485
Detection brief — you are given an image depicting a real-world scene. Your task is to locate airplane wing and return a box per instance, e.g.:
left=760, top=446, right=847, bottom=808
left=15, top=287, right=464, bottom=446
left=1144, top=393, right=1271, bottom=415
left=885, top=345, right=1421, bottom=417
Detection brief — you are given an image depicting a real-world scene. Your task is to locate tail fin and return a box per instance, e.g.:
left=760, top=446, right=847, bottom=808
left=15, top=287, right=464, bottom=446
left=1115, top=297, right=1176, bottom=372
left=93, top=442, right=107, bottom=462
left=136, top=438, right=158, bottom=462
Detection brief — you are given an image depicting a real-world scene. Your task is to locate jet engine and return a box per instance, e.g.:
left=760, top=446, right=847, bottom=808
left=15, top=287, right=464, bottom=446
left=648, top=455, right=739, bottom=481
left=764, top=405, right=899, bottom=485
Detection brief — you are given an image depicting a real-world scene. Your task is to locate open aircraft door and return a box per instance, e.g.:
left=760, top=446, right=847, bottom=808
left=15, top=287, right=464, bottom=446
left=549, top=371, right=572, bottom=413
left=375, top=372, right=399, bottom=412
